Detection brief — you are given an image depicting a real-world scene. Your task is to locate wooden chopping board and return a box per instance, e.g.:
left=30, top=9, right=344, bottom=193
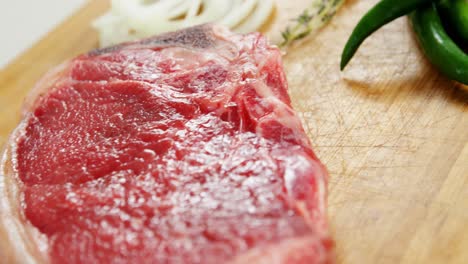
left=0, top=0, right=467, bottom=263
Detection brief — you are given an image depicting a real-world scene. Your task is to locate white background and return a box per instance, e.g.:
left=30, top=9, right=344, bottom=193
left=0, top=0, right=85, bottom=69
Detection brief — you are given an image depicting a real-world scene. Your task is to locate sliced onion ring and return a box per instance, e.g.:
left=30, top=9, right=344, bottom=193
left=93, top=0, right=276, bottom=47
left=235, top=0, right=275, bottom=33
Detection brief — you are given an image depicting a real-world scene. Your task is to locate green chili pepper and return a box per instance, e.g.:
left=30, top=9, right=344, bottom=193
left=438, top=0, right=468, bottom=46
left=340, top=0, right=433, bottom=70
left=410, top=3, right=468, bottom=85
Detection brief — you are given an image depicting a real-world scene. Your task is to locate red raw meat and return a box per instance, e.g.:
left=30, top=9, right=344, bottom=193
left=0, top=25, right=332, bottom=264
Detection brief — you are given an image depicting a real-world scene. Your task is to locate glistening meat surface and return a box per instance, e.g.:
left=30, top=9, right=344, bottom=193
left=4, top=25, right=332, bottom=263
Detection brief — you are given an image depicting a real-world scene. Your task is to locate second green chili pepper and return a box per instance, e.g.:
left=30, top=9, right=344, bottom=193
left=438, top=0, right=468, bottom=46
left=340, top=0, right=433, bottom=70
left=410, top=3, right=468, bottom=85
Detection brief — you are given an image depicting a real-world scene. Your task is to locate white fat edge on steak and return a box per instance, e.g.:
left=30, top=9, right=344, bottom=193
left=248, top=72, right=329, bottom=244
left=251, top=80, right=310, bottom=146
left=228, top=236, right=330, bottom=264
left=0, top=121, right=50, bottom=264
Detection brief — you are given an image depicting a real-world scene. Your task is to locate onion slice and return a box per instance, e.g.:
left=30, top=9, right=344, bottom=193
left=234, top=0, right=275, bottom=33
left=93, top=0, right=275, bottom=47
left=220, top=0, right=257, bottom=29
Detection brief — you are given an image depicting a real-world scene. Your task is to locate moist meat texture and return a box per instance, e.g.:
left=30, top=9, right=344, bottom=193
left=12, top=25, right=332, bottom=263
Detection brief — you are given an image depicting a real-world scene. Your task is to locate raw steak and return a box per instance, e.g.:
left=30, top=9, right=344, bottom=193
left=0, top=24, right=332, bottom=264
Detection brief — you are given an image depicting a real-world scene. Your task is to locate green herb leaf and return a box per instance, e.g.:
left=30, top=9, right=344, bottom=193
left=280, top=0, right=345, bottom=47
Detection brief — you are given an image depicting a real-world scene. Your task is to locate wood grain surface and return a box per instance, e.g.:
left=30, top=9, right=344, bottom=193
left=0, top=0, right=467, bottom=263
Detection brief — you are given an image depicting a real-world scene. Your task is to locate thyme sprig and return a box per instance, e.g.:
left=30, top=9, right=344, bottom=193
left=280, top=0, right=345, bottom=47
